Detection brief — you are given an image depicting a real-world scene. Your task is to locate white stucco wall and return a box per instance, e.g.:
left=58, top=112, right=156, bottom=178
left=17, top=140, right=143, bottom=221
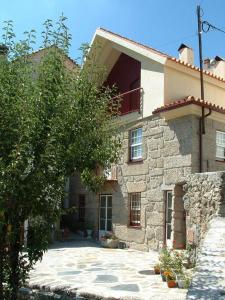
left=164, top=62, right=225, bottom=106
left=141, top=58, right=165, bottom=118
left=102, top=43, right=166, bottom=119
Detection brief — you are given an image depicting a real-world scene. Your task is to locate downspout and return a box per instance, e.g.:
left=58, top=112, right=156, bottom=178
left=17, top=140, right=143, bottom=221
left=199, top=108, right=212, bottom=172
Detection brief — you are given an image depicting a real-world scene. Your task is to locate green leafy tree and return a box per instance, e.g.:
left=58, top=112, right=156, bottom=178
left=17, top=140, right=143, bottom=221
left=0, top=16, right=120, bottom=299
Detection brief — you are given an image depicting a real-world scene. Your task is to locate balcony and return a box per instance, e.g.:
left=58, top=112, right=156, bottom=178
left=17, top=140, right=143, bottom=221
left=110, top=87, right=143, bottom=116
left=103, top=165, right=118, bottom=181
left=96, top=165, right=118, bottom=182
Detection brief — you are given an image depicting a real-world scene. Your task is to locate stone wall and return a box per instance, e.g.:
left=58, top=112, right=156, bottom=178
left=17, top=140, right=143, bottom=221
left=192, top=117, right=225, bottom=173
left=183, top=172, right=225, bottom=246
left=68, top=113, right=225, bottom=251
left=113, top=114, right=195, bottom=250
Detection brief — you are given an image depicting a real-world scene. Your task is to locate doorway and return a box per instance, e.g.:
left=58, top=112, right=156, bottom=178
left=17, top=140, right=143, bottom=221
left=165, top=191, right=173, bottom=247
left=99, top=195, right=112, bottom=238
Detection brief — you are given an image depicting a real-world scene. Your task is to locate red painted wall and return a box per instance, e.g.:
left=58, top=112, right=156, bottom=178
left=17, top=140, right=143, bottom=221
left=105, top=53, right=141, bottom=114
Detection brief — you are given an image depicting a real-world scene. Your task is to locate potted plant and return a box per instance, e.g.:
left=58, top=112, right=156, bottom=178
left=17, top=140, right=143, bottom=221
left=176, top=273, right=185, bottom=288
left=153, top=263, right=161, bottom=274
left=164, top=271, right=177, bottom=288
left=100, top=232, right=119, bottom=248
left=172, top=250, right=184, bottom=274
left=85, top=221, right=94, bottom=239
left=184, top=276, right=191, bottom=289
left=159, top=247, right=172, bottom=281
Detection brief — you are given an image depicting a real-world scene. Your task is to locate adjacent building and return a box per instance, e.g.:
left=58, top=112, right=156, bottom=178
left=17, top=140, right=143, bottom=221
left=68, top=28, right=225, bottom=251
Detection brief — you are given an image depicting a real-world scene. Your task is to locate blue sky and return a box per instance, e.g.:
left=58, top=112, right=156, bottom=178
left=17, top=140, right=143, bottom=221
left=1, top=0, right=225, bottom=65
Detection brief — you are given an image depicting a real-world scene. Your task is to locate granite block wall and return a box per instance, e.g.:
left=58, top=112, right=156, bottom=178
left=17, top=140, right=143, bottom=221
left=68, top=114, right=225, bottom=251
left=183, top=171, right=225, bottom=246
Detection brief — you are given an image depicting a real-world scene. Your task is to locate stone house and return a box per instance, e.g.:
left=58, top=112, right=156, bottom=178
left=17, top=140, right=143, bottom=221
left=68, top=28, right=225, bottom=251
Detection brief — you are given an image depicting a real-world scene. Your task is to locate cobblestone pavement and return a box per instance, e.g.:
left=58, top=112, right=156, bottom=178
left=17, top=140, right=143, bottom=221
left=28, top=240, right=187, bottom=300
left=187, top=217, right=225, bottom=300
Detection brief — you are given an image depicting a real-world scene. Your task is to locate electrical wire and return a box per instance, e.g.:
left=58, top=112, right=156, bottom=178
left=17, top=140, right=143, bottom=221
left=202, top=21, right=225, bottom=35
left=155, top=33, right=197, bottom=48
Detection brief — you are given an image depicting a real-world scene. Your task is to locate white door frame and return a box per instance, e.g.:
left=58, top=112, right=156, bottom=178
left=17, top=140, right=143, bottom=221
left=165, top=191, right=173, bottom=248
left=99, top=194, right=112, bottom=238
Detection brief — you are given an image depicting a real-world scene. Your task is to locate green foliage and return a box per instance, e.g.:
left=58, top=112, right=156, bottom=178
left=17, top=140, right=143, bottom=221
left=159, top=247, right=184, bottom=274
left=159, top=247, right=172, bottom=271
left=0, top=16, right=120, bottom=300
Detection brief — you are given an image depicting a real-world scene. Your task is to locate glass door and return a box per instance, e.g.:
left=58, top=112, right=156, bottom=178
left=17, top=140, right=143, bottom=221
left=165, top=191, right=173, bottom=247
left=99, top=195, right=112, bottom=238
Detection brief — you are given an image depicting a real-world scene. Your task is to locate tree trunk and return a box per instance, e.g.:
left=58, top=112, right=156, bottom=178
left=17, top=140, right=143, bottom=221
left=9, top=221, right=21, bottom=300
left=0, top=224, right=7, bottom=300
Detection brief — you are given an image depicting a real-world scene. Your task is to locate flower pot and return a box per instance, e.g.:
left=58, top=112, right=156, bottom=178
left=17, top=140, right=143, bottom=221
left=177, top=279, right=185, bottom=289
left=101, top=238, right=119, bottom=248
left=86, top=229, right=92, bottom=239
left=167, top=280, right=177, bottom=288
left=176, top=274, right=185, bottom=289
left=154, top=266, right=160, bottom=274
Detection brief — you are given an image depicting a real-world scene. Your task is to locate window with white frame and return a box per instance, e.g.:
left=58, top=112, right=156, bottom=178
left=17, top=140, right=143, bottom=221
left=216, top=131, right=225, bottom=161
left=129, top=193, right=141, bottom=226
left=130, top=127, right=142, bottom=161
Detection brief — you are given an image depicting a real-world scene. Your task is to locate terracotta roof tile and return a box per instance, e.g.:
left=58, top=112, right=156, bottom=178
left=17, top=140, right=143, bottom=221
left=168, top=57, right=225, bottom=83
left=29, top=45, right=78, bottom=66
left=152, top=96, right=225, bottom=115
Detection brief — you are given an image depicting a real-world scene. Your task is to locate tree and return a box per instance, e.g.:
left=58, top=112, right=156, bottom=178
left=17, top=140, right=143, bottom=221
left=0, top=16, right=120, bottom=299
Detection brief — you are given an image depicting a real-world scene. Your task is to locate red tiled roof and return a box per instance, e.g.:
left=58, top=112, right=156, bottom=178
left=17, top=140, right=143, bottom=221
left=168, top=57, right=225, bottom=83
left=98, top=28, right=225, bottom=84
left=152, top=96, right=225, bottom=115
left=29, top=45, right=78, bottom=66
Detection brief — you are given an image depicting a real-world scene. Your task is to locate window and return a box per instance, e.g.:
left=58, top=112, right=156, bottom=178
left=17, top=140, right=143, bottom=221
left=78, top=195, right=85, bottom=222
left=216, top=131, right=225, bottom=161
left=130, top=128, right=142, bottom=161
left=129, top=193, right=141, bottom=226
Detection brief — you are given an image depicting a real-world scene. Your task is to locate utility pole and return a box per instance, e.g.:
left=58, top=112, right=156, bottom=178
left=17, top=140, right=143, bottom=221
left=197, top=5, right=205, bottom=173
left=197, top=5, right=205, bottom=102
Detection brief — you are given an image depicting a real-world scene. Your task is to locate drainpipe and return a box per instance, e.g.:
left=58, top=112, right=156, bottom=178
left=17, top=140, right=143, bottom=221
left=199, top=108, right=212, bottom=173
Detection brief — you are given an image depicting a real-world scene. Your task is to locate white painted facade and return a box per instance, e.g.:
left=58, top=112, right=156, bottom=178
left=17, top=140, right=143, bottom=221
left=164, top=61, right=225, bottom=106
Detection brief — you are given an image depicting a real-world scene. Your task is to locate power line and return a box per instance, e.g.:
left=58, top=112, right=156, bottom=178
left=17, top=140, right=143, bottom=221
left=155, top=33, right=197, bottom=48
left=202, top=21, right=225, bottom=35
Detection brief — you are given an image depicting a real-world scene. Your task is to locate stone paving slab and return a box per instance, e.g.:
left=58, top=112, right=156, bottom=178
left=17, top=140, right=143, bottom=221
left=187, top=217, right=225, bottom=300
left=28, top=240, right=187, bottom=300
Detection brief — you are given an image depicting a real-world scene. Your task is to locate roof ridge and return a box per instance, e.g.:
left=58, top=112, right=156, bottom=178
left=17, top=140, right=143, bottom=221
left=29, top=45, right=78, bottom=66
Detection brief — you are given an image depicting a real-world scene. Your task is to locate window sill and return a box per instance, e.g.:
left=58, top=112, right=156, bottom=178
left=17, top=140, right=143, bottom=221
left=127, top=225, right=142, bottom=229
left=127, top=159, right=143, bottom=165
left=216, top=159, right=225, bottom=163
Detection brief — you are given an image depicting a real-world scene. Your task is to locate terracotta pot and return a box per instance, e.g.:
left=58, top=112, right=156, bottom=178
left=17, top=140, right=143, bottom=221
left=167, top=280, right=177, bottom=288
left=101, top=239, right=119, bottom=248
left=154, top=267, right=160, bottom=274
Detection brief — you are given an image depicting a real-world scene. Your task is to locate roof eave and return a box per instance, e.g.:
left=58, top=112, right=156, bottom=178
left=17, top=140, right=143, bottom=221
left=92, top=28, right=167, bottom=65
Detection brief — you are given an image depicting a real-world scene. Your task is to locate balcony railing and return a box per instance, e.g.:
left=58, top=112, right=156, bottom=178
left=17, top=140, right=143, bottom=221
left=96, top=165, right=118, bottom=181
left=110, top=87, right=143, bottom=116
left=103, top=165, right=118, bottom=181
